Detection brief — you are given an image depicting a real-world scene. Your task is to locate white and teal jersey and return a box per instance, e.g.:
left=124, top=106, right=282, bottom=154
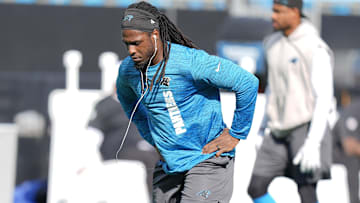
left=116, top=43, right=258, bottom=174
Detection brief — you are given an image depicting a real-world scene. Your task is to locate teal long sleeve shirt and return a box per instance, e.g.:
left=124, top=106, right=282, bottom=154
left=116, top=43, right=258, bottom=174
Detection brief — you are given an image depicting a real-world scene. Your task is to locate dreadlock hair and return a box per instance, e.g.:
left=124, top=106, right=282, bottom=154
left=128, top=1, right=198, bottom=90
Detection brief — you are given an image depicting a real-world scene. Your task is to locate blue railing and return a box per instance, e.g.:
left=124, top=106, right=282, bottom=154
left=2, top=0, right=359, bottom=15
left=2, top=0, right=227, bottom=10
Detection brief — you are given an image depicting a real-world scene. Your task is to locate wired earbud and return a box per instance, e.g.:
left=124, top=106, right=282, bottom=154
left=153, top=35, right=157, bottom=50
left=115, top=33, right=159, bottom=163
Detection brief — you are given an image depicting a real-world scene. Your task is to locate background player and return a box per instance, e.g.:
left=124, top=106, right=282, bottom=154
left=247, top=0, right=334, bottom=203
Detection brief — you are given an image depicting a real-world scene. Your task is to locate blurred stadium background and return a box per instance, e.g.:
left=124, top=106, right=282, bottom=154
left=1, top=0, right=360, bottom=203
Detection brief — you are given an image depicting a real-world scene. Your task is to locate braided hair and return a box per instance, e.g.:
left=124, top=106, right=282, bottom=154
left=128, top=1, right=198, bottom=90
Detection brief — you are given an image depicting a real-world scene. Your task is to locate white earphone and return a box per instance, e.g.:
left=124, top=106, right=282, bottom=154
left=115, top=33, right=158, bottom=161
left=153, top=35, right=158, bottom=51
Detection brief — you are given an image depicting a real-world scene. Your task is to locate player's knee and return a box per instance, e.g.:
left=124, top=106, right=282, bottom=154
left=247, top=175, right=273, bottom=199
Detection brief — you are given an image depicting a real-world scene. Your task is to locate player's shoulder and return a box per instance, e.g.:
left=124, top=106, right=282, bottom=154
left=120, top=56, right=134, bottom=68
left=168, top=43, right=197, bottom=67
left=170, top=43, right=196, bottom=56
left=118, top=56, right=136, bottom=76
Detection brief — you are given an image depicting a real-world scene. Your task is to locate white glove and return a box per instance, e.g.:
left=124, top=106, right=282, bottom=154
left=293, top=139, right=321, bottom=173
left=255, top=128, right=269, bottom=150
left=255, top=132, right=264, bottom=151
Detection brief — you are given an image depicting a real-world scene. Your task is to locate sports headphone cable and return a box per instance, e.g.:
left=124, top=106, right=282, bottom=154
left=115, top=35, right=158, bottom=163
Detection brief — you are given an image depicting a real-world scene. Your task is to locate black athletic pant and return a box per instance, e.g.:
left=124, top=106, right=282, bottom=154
left=248, top=175, right=318, bottom=203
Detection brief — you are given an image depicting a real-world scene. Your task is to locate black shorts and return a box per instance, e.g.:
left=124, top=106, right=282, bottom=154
left=252, top=122, right=332, bottom=185
left=152, top=156, right=234, bottom=202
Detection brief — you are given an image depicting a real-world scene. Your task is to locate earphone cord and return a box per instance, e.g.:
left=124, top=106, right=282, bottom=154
left=115, top=37, right=158, bottom=171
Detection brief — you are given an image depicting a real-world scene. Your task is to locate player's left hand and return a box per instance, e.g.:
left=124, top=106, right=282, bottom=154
left=202, top=128, right=239, bottom=157
left=293, top=139, right=321, bottom=173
